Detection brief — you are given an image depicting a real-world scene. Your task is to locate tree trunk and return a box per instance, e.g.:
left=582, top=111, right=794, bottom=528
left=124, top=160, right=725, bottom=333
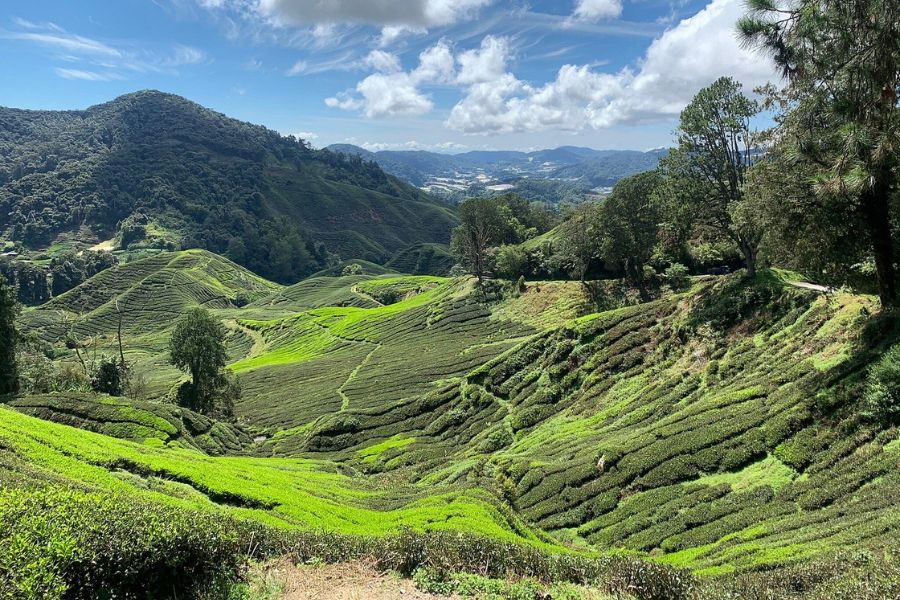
left=862, top=175, right=897, bottom=307
left=740, top=242, right=757, bottom=279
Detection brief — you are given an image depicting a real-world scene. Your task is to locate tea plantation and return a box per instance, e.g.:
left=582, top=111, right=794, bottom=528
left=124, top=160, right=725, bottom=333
left=4, top=250, right=900, bottom=598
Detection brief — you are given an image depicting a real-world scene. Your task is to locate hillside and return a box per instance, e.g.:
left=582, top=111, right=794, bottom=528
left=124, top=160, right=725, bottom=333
left=551, top=150, right=667, bottom=188
left=0, top=91, right=457, bottom=282
left=8, top=252, right=900, bottom=598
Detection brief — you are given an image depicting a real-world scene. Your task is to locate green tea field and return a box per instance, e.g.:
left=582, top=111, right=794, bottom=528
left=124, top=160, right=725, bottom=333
left=4, top=250, right=900, bottom=598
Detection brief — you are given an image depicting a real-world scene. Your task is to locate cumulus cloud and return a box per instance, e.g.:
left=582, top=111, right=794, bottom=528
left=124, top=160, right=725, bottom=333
left=255, top=0, right=492, bottom=28
left=325, top=39, right=455, bottom=117
left=377, top=25, right=427, bottom=47
left=573, top=0, right=623, bottom=22
left=447, top=0, right=777, bottom=133
left=456, top=35, right=509, bottom=85
left=324, top=0, right=775, bottom=132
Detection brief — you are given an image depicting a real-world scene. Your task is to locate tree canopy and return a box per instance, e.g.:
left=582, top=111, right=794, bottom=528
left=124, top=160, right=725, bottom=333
left=0, top=279, right=18, bottom=395
left=740, top=0, right=900, bottom=305
left=169, top=307, right=233, bottom=417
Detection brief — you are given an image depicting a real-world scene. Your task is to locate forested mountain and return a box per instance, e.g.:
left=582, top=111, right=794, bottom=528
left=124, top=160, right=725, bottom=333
left=550, top=149, right=668, bottom=187
left=0, top=91, right=457, bottom=283
left=326, top=143, right=665, bottom=189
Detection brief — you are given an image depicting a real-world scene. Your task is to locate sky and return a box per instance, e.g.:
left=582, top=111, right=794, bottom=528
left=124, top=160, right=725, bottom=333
left=0, top=0, right=780, bottom=152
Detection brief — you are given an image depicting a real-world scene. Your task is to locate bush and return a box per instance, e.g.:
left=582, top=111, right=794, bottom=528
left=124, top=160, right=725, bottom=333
left=665, top=263, right=691, bottom=291
left=0, top=485, right=250, bottom=600
left=862, top=344, right=900, bottom=424
left=495, top=245, right=529, bottom=280
left=91, top=356, right=124, bottom=396
left=341, top=263, right=364, bottom=276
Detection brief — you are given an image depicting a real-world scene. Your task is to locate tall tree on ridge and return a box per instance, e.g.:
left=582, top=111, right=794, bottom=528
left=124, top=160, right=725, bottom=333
left=740, top=0, right=900, bottom=306
left=662, top=76, right=763, bottom=277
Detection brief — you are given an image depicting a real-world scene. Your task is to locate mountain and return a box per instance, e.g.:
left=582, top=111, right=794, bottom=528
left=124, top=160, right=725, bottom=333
left=0, top=91, right=457, bottom=283
left=551, top=149, right=667, bottom=188
left=325, top=143, right=668, bottom=194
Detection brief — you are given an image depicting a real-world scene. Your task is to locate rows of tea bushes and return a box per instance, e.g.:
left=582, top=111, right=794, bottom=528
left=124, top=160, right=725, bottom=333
left=9, top=392, right=250, bottom=454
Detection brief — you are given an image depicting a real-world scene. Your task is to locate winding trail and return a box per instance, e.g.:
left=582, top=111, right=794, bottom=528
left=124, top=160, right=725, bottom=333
left=337, top=341, right=382, bottom=411
left=788, top=281, right=832, bottom=293
left=224, top=319, right=267, bottom=360
left=350, top=283, right=384, bottom=307
left=306, top=316, right=383, bottom=412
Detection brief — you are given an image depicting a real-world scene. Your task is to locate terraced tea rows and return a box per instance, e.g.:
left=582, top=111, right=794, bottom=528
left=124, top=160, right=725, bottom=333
left=0, top=405, right=545, bottom=544
left=13, top=251, right=900, bottom=576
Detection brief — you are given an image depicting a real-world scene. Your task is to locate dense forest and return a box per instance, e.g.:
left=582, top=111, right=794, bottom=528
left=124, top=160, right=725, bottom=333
left=0, top=91, right=457, bottom=283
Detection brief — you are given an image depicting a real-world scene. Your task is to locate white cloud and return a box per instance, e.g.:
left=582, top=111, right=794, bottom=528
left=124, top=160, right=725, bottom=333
left=285, top=51, right=358, bottom=76
left=2, top=28, right=122, bottom=57
left=255, top=0, right=492, bottom=28
left=286, top=59, right=308, bottom=75
left=359, top=74, right=433, bottom=117
left=324, top=0, right=776, bottom=133
left=346, top=138, right=467, bottom=152
left=164, top=44, right=207, bottom=66
left=572, top=0, right=623, bottom=22
left=326, top=39, right=455, bottom=118
left=363, top=49, right=401, bottom=73
left=4, top=20, right=206, bottom=79
left=325, top=93, right=364, bottom=111
left=447, top=0, right=777, bottom=134
left=456, top=35, right=508, bottom=85
left=413, top=39, right=455, bottom=83
left=54, top=68, right=123, bottom=81
left=377, top=25, right=427, bottom=47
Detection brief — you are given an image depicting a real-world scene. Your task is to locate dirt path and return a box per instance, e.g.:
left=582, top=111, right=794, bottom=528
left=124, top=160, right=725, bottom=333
left=350, top=283, right=384, bottom=307
left=788, top=281, right=831, bottom=293
left=337, top=341, right=381, bottom=411
left=224, top=319, right=267, bottom=360
left=259, top=560, right=457, bottom=600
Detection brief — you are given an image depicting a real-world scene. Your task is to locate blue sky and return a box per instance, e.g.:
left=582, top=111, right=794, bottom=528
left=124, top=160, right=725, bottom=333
left=0, top=0, right=778, bottom=152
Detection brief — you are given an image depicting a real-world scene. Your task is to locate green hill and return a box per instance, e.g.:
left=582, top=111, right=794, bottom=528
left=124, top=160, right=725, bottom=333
left=0, top=91, right=457, bottom=282
left=7, top=255, right=900, bottom=598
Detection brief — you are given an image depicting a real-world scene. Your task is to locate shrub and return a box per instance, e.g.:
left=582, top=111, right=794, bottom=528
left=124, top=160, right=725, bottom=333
left=862, top=343, right=900, bottom=424
left=0, top=485, right=250, bottom=600
left=495, top=245, right=529, bottom=280
left=341, top=263, right=364, bottom=276
left=91, top=356, right=124, bottom=396
left=665, top=263, right=691, bottom=291
left=480, top=427, right=514, bottom=452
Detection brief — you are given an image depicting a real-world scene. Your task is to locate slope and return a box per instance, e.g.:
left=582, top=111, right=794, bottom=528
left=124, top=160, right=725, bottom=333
left=0, top=91, right=457, bottom=282
left=13, top=252, right=900, bottom=579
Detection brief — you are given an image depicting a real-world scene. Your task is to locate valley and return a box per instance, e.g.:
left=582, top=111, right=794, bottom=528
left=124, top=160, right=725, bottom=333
left=3, top=248, right=899, bottom=598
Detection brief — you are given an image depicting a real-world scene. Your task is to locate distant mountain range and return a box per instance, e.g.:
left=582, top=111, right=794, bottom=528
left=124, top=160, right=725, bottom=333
left=325, top=143, right=668, bottom=190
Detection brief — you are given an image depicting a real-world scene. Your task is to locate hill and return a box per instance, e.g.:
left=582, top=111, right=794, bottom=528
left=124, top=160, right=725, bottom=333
left=0, top=91, right=457, bottom=282
left=551, top=150, right=667, bottom=188
left=11, top=252, right=900, bottom=596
